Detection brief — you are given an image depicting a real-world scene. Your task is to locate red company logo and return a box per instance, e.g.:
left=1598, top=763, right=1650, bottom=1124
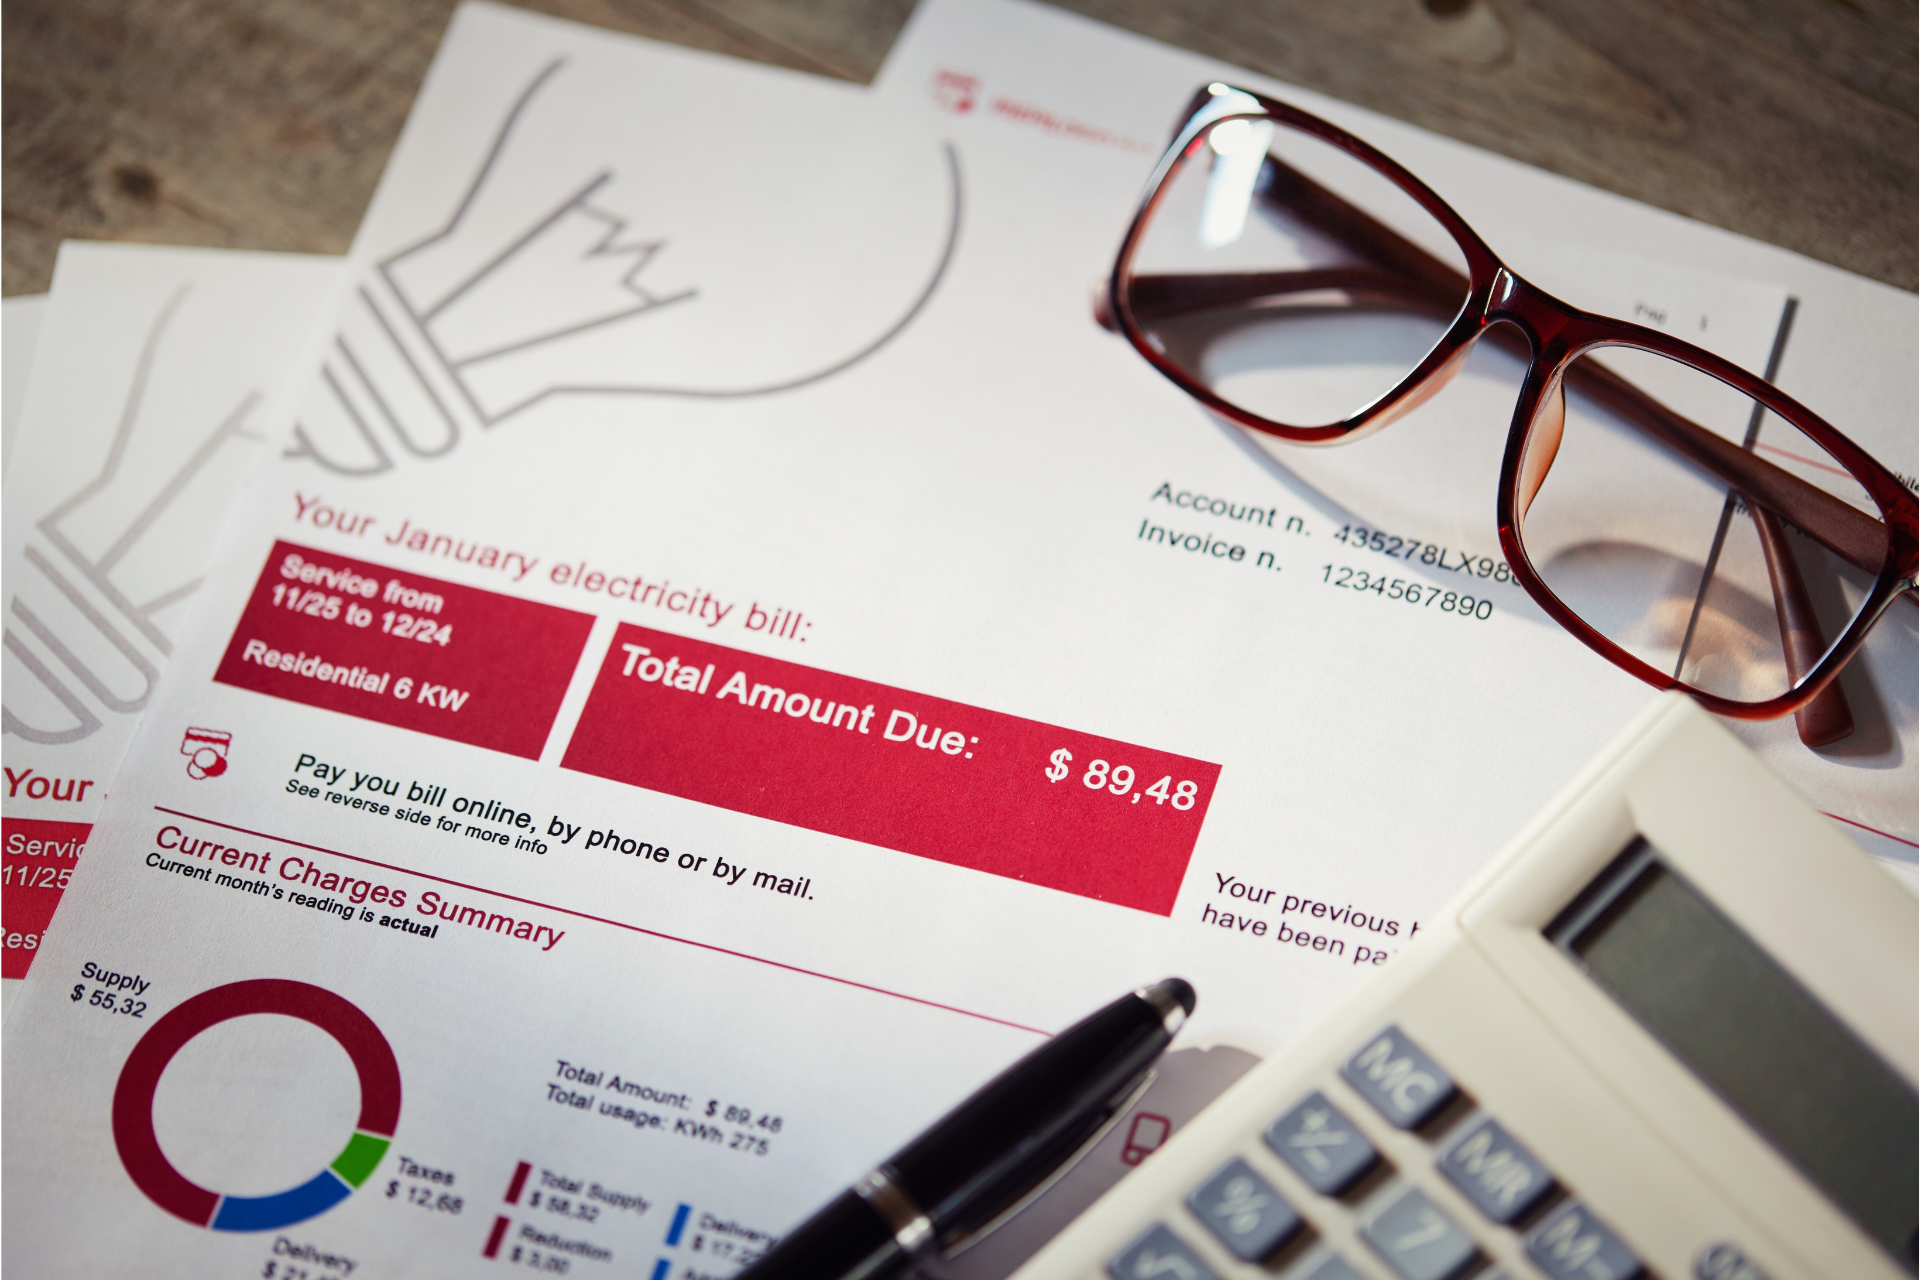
left=931, top=69, right=980, bottom=114
left=181, top=728, right=232, bottom=780
left=1121, top=1112, right=1172, bottom=1165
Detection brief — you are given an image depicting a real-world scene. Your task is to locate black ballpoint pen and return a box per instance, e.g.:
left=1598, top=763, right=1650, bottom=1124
left=738, top=978, right=1197, bottom=1280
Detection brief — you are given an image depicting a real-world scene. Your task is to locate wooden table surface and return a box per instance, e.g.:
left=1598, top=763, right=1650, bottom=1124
left=4, top=0, right=1915, bottom=297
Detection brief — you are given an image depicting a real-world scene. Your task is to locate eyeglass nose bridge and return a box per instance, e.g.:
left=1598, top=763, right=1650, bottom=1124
left=1473, top=267, right=1591, bottom=510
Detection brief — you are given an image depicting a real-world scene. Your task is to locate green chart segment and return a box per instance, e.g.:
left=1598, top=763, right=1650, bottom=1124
left=112, top=979, right=402, bottom=1233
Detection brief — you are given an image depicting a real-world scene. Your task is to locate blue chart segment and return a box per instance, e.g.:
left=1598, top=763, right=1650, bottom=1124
left=212, top=1170, right=352, bottom=1231
left=111, top=979, right=402, bottom=1232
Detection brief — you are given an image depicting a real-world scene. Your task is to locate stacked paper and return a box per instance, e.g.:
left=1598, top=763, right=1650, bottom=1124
left=2, top=2, right=1912, bottom=1275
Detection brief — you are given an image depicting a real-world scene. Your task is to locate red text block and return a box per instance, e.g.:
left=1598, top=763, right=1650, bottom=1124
left=214, top=541, right=594, bottom=759
left=562, top=625, right=1218, bottom=914
left=3, top=817, right=89, bottom=978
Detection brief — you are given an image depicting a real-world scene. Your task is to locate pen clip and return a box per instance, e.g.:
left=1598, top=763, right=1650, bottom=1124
left=937, top=1066, right=1160, bottom=1259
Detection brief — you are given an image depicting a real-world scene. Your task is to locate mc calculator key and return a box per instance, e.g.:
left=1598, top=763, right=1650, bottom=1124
left=1340, top=1026, right=1458, bottom=1130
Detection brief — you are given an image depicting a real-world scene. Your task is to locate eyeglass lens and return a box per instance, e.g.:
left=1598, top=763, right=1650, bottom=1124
left=1122, top=115, right=1472, bottom=430
left=1518, top=345, right=1886, bottom=705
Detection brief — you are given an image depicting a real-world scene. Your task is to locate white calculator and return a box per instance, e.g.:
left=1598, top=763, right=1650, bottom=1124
left=1012, top=694, right=1917, bottom=1280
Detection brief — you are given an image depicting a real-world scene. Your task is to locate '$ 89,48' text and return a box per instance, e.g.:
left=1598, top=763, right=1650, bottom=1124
left=1046, top=750, right=1201, bottom=809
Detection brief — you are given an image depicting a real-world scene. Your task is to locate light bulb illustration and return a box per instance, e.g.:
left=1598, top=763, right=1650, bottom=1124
left=289, top=56, right=963, bottom=477
left=5, top=289, right=268, bottom=744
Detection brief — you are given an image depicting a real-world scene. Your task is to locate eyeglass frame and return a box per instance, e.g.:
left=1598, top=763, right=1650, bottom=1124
left=1105, top=83, right=1919, bottom=734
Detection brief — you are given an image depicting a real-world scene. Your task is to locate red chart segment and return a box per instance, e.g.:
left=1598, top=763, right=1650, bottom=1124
left=111, top=979, right=401, bottom=1232
left=562, top=625, right=1219, bottom=914
left=213, top=541, right=594, bottom=759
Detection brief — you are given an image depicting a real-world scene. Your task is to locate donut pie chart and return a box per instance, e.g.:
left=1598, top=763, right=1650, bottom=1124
left=111, top=979, right=401, bottom=1231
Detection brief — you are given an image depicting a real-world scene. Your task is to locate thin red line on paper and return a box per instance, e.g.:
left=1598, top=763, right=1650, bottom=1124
left=1823, top=810, right=1919, bottom=849
left=151, top=806, right=1049, bottom=1037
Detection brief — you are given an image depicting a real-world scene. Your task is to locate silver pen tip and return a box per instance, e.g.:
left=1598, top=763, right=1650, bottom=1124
left=1137, top=978, right=1196, bottom=1035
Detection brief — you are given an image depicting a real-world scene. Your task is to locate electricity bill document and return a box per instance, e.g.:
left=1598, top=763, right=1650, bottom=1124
left=1, top=245, right=342, bottom=1006
left=5, top=3, right=1912, bottom=1277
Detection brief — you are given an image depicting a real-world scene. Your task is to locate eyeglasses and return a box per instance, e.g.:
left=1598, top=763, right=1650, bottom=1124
left=1106, top=84, right=1918, bottom=748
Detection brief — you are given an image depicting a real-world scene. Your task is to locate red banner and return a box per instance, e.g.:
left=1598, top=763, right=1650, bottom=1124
left=563, top=625, right=1218, bottom=914
left=214, top=542, right=594, bottom=759
left=3, top=818, right=89, bottom=978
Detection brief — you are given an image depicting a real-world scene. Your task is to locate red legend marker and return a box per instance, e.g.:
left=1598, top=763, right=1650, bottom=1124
left=214, top=542, right=594, bottom=759
left=562, top=625, right=1219, bottom=915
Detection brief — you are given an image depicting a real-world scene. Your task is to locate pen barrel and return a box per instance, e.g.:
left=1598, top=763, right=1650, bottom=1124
left=738, top=1189, right=901, bottom=1280
left=892, top=987, right=1178, bottom=1248
left=736, top=980, right=1190, bottom=1280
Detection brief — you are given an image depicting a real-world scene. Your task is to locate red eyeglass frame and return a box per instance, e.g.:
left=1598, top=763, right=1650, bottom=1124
left=1106, top=84, right=1919, bottom=739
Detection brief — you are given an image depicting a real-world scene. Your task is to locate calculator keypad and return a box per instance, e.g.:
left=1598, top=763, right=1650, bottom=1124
left=1186, top=1157, right=1302, bottom=1261
left=1264, top=1091, right=1379, bottom=1194
left=1106, top=1024, right=1650, bottom=1280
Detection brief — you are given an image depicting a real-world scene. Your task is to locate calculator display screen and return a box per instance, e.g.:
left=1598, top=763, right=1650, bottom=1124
left=1555, top=842, right=1918, bottom=1268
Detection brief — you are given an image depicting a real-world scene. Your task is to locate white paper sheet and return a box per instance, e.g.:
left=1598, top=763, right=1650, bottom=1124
left=1, top=246, right=342, bottom=1009
left=3, top=293, right=49, bottom=477
left=2, top=2, right=1910, bottom=1275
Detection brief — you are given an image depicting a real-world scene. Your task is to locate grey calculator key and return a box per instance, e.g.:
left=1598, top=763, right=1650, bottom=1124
left=1361, top=1186, right=1479, bottom=1280
left=1185, top=1156, right=1301, bottom=1261
left=1525, top=1200, right=1644, bottom=1280
left=1341, top=1025, right=1458, bottom=1129
left=1107, top=1223, right=1217, bottom=1280
left=1437, top=1116, right=1555, bottom=1223
left=1301, top=1254, right=1366, bottom=1280
left=1695, top=1242, right=1774, bottom=1280
left=1265, top=1091, right=1379, bottom=1194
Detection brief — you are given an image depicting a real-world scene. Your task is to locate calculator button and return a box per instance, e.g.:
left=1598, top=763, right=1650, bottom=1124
left=1300, top=1254, right=1366, bottom=1280
left=1525, top=1200, right=1644, bottom=1280
left=1341, top=1025, right=1458, bottom=1129
left=1695, top=1242, right=1774, bottom=1280
left=1185, top=1157, right=1302, bottom=1261
left=1436, top=1116, right=1555, bottom=1223
left=1265, top=1091, right=1379, bottom=1194
left=1360, top=1186, right=1479, bottom=1280
left=1107, top=1223, right=1217, bottom=1280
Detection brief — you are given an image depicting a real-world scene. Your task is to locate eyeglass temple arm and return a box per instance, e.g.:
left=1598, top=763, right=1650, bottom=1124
left=1752, top=504, right=1856, bottom=746
left=1120, top=267, right=1883, bottom=572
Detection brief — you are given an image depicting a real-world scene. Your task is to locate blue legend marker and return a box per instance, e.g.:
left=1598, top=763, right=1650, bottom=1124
left=651, top=1201, right=694, bottom=1280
